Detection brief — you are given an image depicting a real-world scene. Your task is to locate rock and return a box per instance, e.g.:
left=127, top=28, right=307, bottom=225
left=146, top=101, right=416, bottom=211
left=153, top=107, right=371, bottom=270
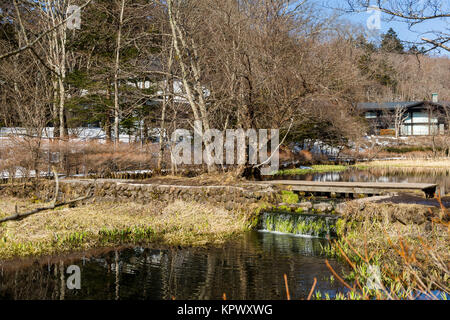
left=335, top=203, right=347, bottom=214
left=313, top=202, right=333, bottom=212
left=297, top=202, right=313, bottom=210
left=225, top=201, right=234, bottom=210
left=392, top=207, right=427, bottom=225
left=276, top=202, right=313, bottom=211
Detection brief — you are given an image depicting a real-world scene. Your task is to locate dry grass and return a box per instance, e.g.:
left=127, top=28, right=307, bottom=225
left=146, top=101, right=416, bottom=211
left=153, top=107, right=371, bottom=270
left=0, top=138, right=161, bottom=179
left=340, top=202, right=449, bottom=267
left=325, top=199, right=450, bottom=299
left=140, top=170, right=245, bottom=186
left=0, top=197, right=247, bottom=260
left=152, top=200, right=247, bottom=245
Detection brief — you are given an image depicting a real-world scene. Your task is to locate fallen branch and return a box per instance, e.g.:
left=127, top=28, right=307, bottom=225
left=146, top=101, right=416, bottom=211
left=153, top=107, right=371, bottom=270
left=0, top=167, right=92, bottom=224
left=0, top=192, right=92, bottom=224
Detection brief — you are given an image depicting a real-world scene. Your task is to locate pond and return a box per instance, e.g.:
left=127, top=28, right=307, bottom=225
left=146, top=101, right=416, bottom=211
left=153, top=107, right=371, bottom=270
left=0, top=231, right=348, bottom=300
left=272, top=168, right=450, bottom=195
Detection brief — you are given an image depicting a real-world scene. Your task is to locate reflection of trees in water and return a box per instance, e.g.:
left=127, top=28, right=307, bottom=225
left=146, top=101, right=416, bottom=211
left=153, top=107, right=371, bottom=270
left=356, top=168, right=450, bottom=195
left=283, top=168, right=450, bottom=195
left=0, top=260, right=69, bottom=300
left=0, top=233, right=347, bottom=300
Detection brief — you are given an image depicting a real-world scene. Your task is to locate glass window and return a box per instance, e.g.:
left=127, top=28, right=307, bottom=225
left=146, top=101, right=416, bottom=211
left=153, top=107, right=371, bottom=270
left=430, top=116, right=438, bottom=123
left=401, top=125, right=411, bottom=136
left=413, top=125, right=429, bottom=135
left=430, top=125, right=439, bottom=135
left=412, top=112, right=429, bottom=124
left=365, top=112, right=377, bottom=119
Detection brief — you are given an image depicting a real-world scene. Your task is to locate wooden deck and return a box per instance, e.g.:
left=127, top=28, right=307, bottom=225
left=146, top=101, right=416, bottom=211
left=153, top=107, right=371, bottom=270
left=260, top=180, right=437, bottom=198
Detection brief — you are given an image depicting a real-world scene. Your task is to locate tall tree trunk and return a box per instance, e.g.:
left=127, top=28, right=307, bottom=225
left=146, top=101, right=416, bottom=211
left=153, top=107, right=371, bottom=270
left=105, top=82, right=112, bottom=142
left=157, top=101, right=166, bottom=172
left=52, top=78, right=60, bottom=139
left=167, top=0, right=215, bottom=172
left=58, top=76, right=66, bottom=138
left=104, top=115, right=112, bottom=142
left=158, top=40, right=174, bottom=172
left=45, top=1, right=67, bottom=139
left=114, top=0, right=125, bottom=146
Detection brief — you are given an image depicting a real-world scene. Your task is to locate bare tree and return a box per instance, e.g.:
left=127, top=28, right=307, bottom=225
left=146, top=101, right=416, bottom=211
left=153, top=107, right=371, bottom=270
left=428, top=103, right=450, bottom=157
left=0, top=0, right=93, bottom=61
left=0, top=6, right=55, bottom=179
left=40, top=0, right=69, bottom=138
left=443, top=103, right=450, bottom=157
left=113, top=0, right=126, bottom=146
left=381, top=105, right=408, bottom=137
left=344, top=0, right=449, bottom=52
left=166, top=0, right=217, bottom=172
left=393, top=105, right=409, bottom=138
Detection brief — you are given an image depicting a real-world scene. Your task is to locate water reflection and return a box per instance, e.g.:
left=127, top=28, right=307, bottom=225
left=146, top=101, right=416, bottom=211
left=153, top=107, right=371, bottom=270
left=0, top=232, right=347, bottom=300
left=273, top=168, right=450, bottom=195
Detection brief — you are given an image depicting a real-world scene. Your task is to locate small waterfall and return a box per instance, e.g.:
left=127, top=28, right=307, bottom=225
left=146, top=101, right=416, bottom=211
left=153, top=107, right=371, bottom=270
left=259, top=211, right=339, bottom=238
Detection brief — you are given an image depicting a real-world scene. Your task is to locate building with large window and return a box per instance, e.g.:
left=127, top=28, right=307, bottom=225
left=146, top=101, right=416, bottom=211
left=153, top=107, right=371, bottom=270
left=358, top=100, right=449, bottom=136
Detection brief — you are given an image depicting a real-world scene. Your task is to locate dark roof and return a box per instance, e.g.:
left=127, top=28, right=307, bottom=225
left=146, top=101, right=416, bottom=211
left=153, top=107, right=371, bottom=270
left=357, top=101, right=450, bottom=110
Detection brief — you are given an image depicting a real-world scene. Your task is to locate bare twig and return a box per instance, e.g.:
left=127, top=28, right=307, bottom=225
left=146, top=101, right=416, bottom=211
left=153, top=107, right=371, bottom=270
left=307, top=277, right=317, bottom=300
left=0, top=192, right=92, bottom=224
left=0, top=168, right=92, bottom=224
left=284, top=273, right=291, bottom=300
left=0, top=0, right=93, bottom=60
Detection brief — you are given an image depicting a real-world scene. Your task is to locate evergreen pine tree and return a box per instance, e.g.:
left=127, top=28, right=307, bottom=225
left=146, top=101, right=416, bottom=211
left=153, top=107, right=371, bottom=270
left=380, top=28, right=404, bottom=53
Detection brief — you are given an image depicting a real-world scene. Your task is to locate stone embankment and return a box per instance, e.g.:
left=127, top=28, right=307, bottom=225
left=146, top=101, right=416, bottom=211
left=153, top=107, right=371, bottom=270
left=0, top=179, right=444, bottom=228
left=0, top=179, right=281, bottom=211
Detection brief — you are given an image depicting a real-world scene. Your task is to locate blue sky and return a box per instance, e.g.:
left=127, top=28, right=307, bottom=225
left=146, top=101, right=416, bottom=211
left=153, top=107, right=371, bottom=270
left=313, top=0, right=449, bottom=57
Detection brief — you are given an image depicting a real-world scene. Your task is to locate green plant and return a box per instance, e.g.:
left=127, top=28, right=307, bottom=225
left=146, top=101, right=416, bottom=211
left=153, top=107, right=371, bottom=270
left=280, top=190, right=299, bottom=204
left=276, top=165, right=348, bottom=176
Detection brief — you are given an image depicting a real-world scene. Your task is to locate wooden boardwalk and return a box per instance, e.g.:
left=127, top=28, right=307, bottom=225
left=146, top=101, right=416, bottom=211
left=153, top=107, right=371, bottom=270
left=260, top=180, right=437, bottom=198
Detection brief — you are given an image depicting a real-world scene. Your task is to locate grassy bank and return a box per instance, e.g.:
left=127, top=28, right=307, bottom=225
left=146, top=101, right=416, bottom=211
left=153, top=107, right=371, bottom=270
left=0, top=197, right=248, bottom=260
left=276, top=165, right=348, bottom=176
left=355, top=159, right=450, bottom=171
left=319, top=201, right=449, bottom=300
left=272, top=159, right=450, bottom=176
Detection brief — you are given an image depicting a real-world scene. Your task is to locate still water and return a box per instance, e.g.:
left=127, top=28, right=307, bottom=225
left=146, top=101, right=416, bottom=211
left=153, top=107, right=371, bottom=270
left=274, top=168, right=450, bottom=195
left=0, top=231, right=347, bottom=300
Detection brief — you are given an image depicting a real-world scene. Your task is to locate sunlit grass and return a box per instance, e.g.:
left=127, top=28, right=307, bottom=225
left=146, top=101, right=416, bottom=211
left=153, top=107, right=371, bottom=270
left=0, top=197, right=247, bottom=259
left=356, top=159, right=450, bottom=169
left=276, top=165, right=348, bottom=176
left=314, top=199, right=450, bottom=300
